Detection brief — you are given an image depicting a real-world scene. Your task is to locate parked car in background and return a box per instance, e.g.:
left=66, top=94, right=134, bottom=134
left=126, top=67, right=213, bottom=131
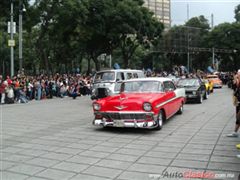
left=167, top=74, right=180, bottom=85
left=91, top=69, right=144, bottom=100
left=92, top=78, right=186, bottom=130
left=207, top=75, right=223, bottom=88
left=176, top=78, right=208, bottom=103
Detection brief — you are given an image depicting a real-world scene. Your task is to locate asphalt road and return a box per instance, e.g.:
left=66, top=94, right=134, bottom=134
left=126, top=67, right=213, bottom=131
left=1, top=86, right=240, bottom=180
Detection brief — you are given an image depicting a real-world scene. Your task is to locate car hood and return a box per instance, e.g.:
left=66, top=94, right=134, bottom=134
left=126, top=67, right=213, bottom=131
left=179, top=86, right=199, bottom=91
left=96, top=93, right=165, bottom=112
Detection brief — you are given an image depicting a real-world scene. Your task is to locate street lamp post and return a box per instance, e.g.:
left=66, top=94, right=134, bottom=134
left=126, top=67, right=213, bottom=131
left=19, top=0, right=25, bottom=74
left=10, top=0, right=14, bottom=77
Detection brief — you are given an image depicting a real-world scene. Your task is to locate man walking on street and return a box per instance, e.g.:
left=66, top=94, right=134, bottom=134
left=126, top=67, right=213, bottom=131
left=227, top=70, right=240, bottom=137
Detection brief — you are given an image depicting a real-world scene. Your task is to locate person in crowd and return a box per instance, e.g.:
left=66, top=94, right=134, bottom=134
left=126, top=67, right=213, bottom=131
left=5, top=83, right=15, bottom=104
left=0, top=76, right=3, bottom=104
left=69, top=83, right=78, bottom=99
left=27, top=79, right=34, bottom=100
left=0, top=80, right=8, bottom=104
left=227, top=69, right=240, bottom=137
left=59, top=81, right=68, bottom=98
left=35, top=80, right=42, bottom=100
left=18, top=86, right=28, bottom=103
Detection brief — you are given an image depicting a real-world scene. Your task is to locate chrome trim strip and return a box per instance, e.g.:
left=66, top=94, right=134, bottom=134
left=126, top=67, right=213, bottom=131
left=155, top=97, right=178, bottom=108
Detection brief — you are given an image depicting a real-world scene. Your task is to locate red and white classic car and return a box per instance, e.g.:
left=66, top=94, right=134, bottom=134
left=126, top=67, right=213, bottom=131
left=92, top=78, right=186, bottom=130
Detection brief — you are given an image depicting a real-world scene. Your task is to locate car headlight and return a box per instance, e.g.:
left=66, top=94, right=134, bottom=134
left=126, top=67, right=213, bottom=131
left=93, top=103, right=101, bottom=111
left=106, top=89, right=111, bottom=95
left=143, top=102, right=152, bottom=111
left=192, top=91, right=197, bottom=95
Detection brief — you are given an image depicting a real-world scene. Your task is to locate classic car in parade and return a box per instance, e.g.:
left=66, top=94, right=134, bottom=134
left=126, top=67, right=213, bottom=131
left=176, top=78, right=208, bottom=103
left=207, top=75, right=223, bottom=88
left=92, top=78, right=186, bottom=130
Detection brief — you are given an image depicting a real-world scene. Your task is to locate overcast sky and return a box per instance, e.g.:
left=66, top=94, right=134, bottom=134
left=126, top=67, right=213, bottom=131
left=171, top=0, right=240, bottom=26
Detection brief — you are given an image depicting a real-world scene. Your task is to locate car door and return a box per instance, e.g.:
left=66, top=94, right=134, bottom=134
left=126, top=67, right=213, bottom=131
left=199, top=79, right=206, bottom=96
left=163, top=81, right=177, bottom=118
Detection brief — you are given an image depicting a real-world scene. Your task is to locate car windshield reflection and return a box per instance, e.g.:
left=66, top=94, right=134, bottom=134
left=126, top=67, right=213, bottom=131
left=121, top=81, right=163, bottom=93
left=177, top=79, right=200, bottom=87
left=94, top=72, right=115, bottom=83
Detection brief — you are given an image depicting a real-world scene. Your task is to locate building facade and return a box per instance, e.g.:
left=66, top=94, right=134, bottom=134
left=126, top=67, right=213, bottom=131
left=143, top=0, right=171, bottom=29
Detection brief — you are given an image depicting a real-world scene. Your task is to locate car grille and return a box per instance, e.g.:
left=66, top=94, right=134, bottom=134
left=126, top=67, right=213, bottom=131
left=97, top=88, right=108, bottom=98
left=185, top=91, right=193, bottom=95
left=105, top=113, right=146, bottom=120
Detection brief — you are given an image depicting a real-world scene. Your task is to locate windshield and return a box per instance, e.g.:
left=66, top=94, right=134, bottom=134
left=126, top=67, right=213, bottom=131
left=121, top=81, right=162, bottom=93
left=177, top=79, right=200, bottom=87
left=94, top=72, right=115, bottom=83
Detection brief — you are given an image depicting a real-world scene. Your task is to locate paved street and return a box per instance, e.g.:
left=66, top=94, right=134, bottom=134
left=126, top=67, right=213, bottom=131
left=1, top=86, right=240, bottom=180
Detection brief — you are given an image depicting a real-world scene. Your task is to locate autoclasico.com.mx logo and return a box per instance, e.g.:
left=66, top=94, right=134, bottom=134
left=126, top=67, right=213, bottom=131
left=149, top=170, right=237, bottom=179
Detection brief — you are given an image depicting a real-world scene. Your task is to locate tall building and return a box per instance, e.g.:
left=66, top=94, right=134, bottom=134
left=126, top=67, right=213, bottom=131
left=144, top=0, right=171, bottom=29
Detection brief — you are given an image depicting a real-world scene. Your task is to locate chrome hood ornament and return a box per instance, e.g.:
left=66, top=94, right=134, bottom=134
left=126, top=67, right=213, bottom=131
left=119, top=97, right=128, bottom=101
left=114, top=105, right=128, bottom=110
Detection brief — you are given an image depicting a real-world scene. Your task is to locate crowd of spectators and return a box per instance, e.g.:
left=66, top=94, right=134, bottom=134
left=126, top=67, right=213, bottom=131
left=0, top=66, right=235, bottom=105
left=0, top=74, right=92, bottom=104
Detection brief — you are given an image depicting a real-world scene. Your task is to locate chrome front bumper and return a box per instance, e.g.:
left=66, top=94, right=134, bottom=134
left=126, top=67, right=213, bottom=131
left=213, top=84, right=222, bottom=88
left=93, top=112, right=158, bottom=129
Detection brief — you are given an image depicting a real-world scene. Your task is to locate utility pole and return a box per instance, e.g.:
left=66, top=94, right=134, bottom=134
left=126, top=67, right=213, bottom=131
left=10, top=0, right=14, bottom=77
left=109, top=54, right=112, bottom=69
left=187, top=4, right=190, bottom=72
left=211, top=14, right=215, bottom=69
left=19, top=0, right=23, bottom=73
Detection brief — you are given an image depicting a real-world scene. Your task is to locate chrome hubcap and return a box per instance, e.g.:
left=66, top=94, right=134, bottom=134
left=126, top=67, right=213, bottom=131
left=180, top=105, right=183, bottom=112
left=158, top=113, right=163, bottom=127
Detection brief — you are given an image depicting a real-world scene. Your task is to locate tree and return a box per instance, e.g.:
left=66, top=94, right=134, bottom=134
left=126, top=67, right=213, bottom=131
left=110, top=0, right=163, bottom=68
left=158, top=16, right=211, bottom=71
left=235, top=4, right=240, bottom=22
left=207, top=22, right=240, bottom=71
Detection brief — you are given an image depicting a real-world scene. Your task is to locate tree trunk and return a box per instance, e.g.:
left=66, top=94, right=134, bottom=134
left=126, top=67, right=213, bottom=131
left=43, top=50, right=50, bottom=75
left=95, top=59, right=100, bottom=71
left=123, top=54, right=129, bottom=69
left=92, top=56, right=100, bottom=71
left=87, top=58, right=91, bottom=75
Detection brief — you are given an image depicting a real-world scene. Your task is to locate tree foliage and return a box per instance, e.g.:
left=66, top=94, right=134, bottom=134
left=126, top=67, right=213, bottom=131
left=235, top=4, right=240, bottom=22
left=0, top=1, right=239, bottom=75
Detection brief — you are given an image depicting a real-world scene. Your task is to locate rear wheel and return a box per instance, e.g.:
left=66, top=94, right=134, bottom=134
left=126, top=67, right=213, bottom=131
left=155, top=110, right=164, bottom=130
left=177, top=103, right=183, bottom=114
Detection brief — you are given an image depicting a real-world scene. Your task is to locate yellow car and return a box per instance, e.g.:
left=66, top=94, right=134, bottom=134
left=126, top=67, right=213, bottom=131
left=203, top=79, right=214, bottom=93
left=207, top=75, right=223, bottom=88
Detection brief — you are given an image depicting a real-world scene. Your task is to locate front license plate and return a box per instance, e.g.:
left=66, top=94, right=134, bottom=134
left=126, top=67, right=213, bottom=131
left=113, top=120, right=125, bottom=127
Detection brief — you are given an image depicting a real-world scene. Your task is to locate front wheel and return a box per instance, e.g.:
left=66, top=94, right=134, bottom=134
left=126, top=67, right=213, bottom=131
left=197, top=95, right=203, bottom=104
left=155, top=110, right=164, bottom=130
left=204, top=91, right=209, bottom=100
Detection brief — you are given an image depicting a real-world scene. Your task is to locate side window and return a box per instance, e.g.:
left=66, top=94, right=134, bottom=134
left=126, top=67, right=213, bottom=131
left=169, top=82, right=176, bottom=90
left=127, top=73, right=133, bottom=79
left=137, top=72, right=144, bottom=78
left=158, top=83, right=164, bottom=92
left=163, top=81, right=176, bottom=91
left=133, top=73, right=138, bottom=78
left=116, top=72, right=124, bottom=81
